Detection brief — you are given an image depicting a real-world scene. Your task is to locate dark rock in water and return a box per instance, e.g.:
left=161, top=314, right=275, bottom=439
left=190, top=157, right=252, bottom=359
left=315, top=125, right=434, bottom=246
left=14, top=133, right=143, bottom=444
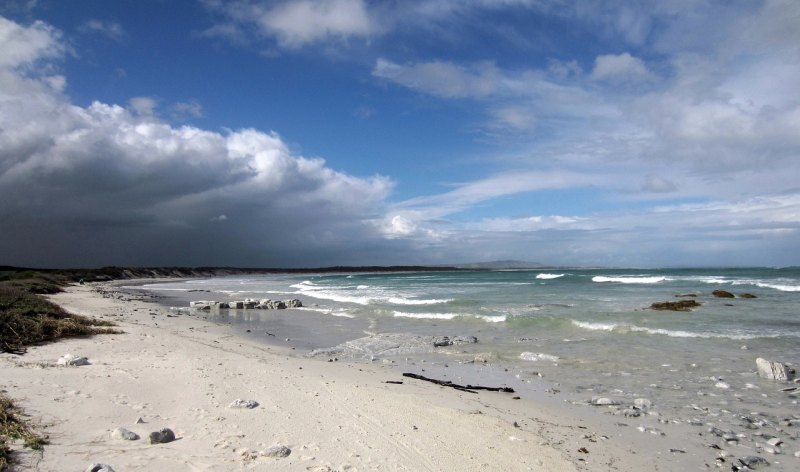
left=738, top=293, right=757, bottom=298
left=675, top=293, right=698, bottom=298
left=737, top=455, right=769, bottom=469
left=149, top=428, right=176, bottom=444
left=86, top=465, right=116, bottom=472
left=650, top=300, right=701, bottom=311
left=712, top=289, right=735, bottom=298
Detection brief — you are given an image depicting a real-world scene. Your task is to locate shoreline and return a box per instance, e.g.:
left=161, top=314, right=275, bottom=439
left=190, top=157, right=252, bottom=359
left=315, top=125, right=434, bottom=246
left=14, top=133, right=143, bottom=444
left=0, top=282, right=653, bottom=471
left=0, top=282, right=751, bottom=471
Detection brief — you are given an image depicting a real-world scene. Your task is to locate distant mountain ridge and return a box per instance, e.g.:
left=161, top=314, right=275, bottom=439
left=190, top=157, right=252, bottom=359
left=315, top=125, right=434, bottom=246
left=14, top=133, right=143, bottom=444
left=453, top=260, right=548, bottom=270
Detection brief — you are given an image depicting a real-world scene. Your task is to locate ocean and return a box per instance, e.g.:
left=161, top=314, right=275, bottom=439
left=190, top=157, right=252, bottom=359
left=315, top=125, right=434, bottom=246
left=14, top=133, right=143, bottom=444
left=129, top=267, right=800, bottom=466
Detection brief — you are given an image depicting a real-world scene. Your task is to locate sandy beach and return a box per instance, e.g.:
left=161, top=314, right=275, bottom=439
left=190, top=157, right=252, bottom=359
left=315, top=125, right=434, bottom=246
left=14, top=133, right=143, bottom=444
left=1, top=282, right=730, bottom=471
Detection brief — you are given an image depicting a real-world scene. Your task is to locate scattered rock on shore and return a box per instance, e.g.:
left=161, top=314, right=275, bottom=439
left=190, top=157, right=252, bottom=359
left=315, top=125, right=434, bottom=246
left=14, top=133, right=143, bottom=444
left=149, top=428, right=176, bottom=444
left=736, top=455, right=769, bottom=470
left=57, top=354, right=90, bottom=366
left=86, top=465, right=116, bottom=472
left=190, top=299, right=302, bottom=310
left=261, top=445, right=291, bottom=458
left=111, top=427, right=139, bottom=440
left=433, top=335, right=478, bottom=347
left=229, top=399, right=259, bottom=409
left=756, top=357, right=795, bottom=381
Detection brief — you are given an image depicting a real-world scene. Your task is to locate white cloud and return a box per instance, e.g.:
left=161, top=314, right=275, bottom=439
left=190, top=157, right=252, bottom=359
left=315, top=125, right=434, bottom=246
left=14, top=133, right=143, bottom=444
left=129, top=96, right=158, bottom=116
left=172, top=99, right=204, bottom=119
left=206, top=0, right=376, bottom=49
left=0, top=16, right=64, bottom=68
left=79, top=19, right=125, bottom=41
left=373, top=59, right=501, bottom=99
left=590, top=52, right=652, bottom=82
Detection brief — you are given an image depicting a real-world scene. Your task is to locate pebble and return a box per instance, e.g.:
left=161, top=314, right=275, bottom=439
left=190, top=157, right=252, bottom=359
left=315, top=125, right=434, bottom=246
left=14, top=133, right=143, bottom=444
left=149, top=428, right=176, bottom=444
left=766, top=437, right=783, bottom=447
left=736, top=455, right=769, bottom=469
left=634, top=398, right=652, bottom=409
left=261, top=445, right=291, bottom=458
left=590, top=397, right=621, bottom=406
left=111, top=427, right=139, bottom=440
left=715, top=381, right=731, bottom=389
left=229, top=399, right=259, bottom=409
left=637, top=425, right=665, bottom=436
left=86, top=465, right=115, bottom=472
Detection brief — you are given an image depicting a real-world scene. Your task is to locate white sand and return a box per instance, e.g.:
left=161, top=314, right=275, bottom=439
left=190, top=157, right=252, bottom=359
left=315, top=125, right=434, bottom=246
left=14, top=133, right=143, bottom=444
left=1, top=283, right=660, bottom=471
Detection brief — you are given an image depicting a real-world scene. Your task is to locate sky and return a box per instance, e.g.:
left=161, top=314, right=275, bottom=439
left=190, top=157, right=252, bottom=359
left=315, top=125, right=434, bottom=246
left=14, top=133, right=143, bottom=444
left=0, top=0, right=799, bottom=268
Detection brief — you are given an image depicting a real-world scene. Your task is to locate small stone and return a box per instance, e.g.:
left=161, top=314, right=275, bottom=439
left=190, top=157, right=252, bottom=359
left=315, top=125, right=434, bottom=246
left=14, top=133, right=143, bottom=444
left=86, top=464, right=116, bottom=472
left=262, top=445, right=291, bottom=458
left=794, top=450, right=800, bottom=458
left=135, top=417, right=145, bottom=424
left=623, top=408, right=641, bottom=418
left=149, top=428, right=176, bottom=444
left=591, top=397, right=621, bottom=406
left=58, top=354, right=90, bottom=366
left=111, top=427, right=139, bottom=440
left=767, top=437, right=783, bottom=447
left=715, top=381, right=731, bottom=389
left=634, top=398, right=652, bottom=409
left=229, top=399, right=259, bottom=409
left=737, top=455, right=769, bottom=469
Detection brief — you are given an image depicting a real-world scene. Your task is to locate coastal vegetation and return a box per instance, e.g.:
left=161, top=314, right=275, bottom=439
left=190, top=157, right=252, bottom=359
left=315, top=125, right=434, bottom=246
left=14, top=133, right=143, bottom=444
left=0, top=271, right=119, bottom=470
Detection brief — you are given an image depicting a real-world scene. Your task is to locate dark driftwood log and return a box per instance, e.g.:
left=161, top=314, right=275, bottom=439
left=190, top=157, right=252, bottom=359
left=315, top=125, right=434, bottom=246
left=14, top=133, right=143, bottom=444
left=402, top=372, right=515, bottom=393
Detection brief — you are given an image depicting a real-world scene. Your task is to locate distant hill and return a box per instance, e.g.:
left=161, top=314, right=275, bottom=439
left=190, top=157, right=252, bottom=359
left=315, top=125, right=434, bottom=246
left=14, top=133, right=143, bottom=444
left=453, top=260, right=548, bottom=270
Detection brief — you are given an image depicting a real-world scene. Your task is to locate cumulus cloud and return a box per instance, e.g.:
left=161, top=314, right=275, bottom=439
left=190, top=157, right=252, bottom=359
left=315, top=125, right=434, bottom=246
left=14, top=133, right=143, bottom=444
left=0, top=16, right=394, bottom=267
left=590, top=52, right=652, bottom=83
left=204, top=0, right=376, bottom=49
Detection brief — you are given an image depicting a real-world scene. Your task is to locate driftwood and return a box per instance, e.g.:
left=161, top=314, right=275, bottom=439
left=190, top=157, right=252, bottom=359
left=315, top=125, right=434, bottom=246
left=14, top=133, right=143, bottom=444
left=402, top=373, right=515, bottom=394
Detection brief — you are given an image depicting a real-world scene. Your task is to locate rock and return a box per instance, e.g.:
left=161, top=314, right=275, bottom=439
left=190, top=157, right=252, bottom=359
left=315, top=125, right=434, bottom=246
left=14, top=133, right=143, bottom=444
left=135, top=417, right=145, bottom=424
left=637, top=425, right=665, bottom=436
left=148, top=428, right=176, bottom=444
left=261, top=445, right=291, bottom=458
left=111, top=427, right=139, bottom=440
left=229, top=301, right=244, bottom=309
left=433, top=336, right=452, bottom=347
left=285, top=299, right=303, bottom=308
left=229, top=399, right=259, bottom=409
left=712, top=289, right=735, bottom=298
left=715, top=381, right=731, bottom=389
left=650, top=300, right=701, bottom=311
left=634, top=398, right=652, bottom=409
left=86, top=465, right=116, bottom=472
left=57, top=354, right=90, bottom=366
left=737, top=455, right=769, bottom=469
left=756, top=358, right=795, bottom=381
left=766, top=437, right=783, bottom=447
left=739, top=293, right=757, bottom=298
left=591, top=397, right=621, bottom=406
left=622, top=408, right=641, bottom=417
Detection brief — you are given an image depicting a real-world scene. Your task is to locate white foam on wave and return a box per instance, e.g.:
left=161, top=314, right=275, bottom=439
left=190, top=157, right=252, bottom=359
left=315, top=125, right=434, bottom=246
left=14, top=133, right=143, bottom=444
left=476, top=315, right=507, bottom=323
left=571, top=320, right=778, bottom=340
left=536, top=273, right=565, bottom=279
left=356, top=285, right=369, bottom=290
left=387, top=297, right=453, bottom=305
left=393, top=311, right=459, bottom=320
left=592, top=276, right=667, bottom=284
left=753, top=282, right=800, bottom=292
left=519, top=352, right=560, bottom=362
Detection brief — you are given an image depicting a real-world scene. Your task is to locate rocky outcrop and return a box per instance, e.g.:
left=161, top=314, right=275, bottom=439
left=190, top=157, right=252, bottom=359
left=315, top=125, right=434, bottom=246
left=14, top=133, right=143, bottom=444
left=650, top=300, right=701, bottom=311
left=756, top=357, right=795, bottom=381
left=189, top=299, right=302, bottom=310
left=433, top=335, right=478, bottom=347
left=712, top=290, right=735, bottom=298
left=738, top=293, right=757, bottom=298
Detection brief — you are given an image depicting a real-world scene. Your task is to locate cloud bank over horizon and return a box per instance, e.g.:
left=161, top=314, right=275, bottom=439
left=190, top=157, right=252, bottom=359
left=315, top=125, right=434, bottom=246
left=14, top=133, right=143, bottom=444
left=1, top=1, right=799, bottom=268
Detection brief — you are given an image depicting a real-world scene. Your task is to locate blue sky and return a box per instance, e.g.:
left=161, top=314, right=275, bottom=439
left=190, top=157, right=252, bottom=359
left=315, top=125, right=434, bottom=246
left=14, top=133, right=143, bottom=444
left=1, top=0, right=799, bottom=268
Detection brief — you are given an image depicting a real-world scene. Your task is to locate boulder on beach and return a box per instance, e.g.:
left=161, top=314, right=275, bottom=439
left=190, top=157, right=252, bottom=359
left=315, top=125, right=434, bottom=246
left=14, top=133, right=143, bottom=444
left=111, top=427, right=139, bottom=440
left=148, top=427, right=176, bottom=444
left=433, top=335, right=478, bottom=347
left=756, top=357, right=795, bottom=381
left=650, top=300, right=701, bottom=311
left=712, top=289, right=735, bottom=298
